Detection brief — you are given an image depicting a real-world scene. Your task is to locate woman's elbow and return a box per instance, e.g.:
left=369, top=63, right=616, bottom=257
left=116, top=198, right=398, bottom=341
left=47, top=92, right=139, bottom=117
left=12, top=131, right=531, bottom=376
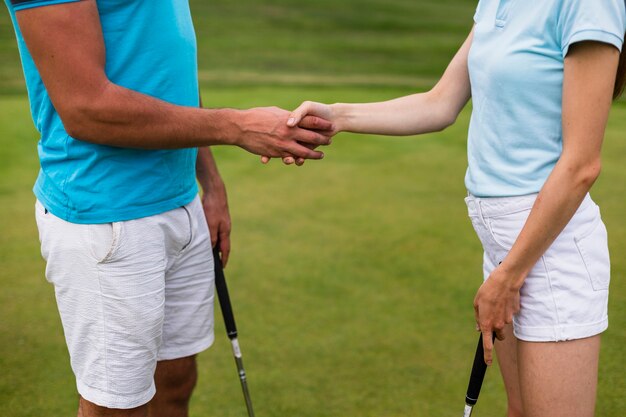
left=570, top=159, right=602, bottom=189
left=581, top=160, right=602, bottom=186
left=438, top=111, right=459, bottom=131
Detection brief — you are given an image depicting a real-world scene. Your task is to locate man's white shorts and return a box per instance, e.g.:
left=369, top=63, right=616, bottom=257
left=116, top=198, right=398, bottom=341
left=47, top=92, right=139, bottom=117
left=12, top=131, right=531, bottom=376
left=35, top=195, right=215, bottom=409
left=465, top=193, right=610, bottom=342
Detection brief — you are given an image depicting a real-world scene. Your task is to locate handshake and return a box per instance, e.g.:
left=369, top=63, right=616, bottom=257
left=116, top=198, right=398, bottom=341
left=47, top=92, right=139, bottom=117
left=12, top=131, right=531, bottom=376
left=234, top=101, right=337, bottom=166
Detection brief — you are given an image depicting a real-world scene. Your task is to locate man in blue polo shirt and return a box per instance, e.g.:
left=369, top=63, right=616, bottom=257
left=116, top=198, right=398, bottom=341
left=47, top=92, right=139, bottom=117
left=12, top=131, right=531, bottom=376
left=4, top=0, right=334, bottom=416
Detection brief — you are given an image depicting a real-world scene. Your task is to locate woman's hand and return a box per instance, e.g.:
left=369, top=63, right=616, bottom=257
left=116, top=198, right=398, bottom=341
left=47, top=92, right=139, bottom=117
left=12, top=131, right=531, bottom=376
left=287, top=101, right=338, bottom=130
left=473, top=266, right=521, bottom=365
left=261, top=101, right=338, bottom=166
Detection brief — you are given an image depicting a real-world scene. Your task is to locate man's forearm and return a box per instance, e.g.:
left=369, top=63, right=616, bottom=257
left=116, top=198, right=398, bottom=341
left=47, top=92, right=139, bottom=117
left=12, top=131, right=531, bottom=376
left=65, top=81, right=243, bottom=149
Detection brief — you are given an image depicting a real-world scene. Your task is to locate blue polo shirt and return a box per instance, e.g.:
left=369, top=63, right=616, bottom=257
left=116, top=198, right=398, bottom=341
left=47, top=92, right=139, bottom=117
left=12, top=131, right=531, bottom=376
left=466, top=0, right=626, bottom=197
left=5, top=0, right=200, bottom=223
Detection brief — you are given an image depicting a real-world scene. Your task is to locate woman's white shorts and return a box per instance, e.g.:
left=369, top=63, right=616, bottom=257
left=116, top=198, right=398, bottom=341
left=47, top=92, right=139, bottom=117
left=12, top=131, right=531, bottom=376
left=465, top=193, right=610, bottom=342
left=35, top=195, right=215, bottom=409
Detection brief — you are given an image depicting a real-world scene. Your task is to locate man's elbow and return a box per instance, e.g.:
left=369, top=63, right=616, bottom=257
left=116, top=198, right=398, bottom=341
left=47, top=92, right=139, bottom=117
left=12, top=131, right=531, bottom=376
left=61, top=110, right=89, bottom=140
left=58, top=100, right=106, bottom=143
left=57, top=83, right=113, bottom=143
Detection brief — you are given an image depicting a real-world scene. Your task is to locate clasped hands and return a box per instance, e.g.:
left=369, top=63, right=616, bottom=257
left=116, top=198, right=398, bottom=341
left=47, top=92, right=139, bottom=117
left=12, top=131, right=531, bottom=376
left=245, top=101, right=335, bottom=166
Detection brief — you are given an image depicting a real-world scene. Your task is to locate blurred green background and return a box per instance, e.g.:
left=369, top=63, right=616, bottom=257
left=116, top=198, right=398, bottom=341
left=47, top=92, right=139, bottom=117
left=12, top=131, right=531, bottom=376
left=1, top=1, right=624, bottom=416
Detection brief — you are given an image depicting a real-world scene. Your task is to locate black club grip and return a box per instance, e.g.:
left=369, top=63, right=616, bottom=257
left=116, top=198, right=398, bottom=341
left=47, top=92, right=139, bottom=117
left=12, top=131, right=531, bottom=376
left=465, top=333, right=495, bottom=405
left=213, top=246, right=238, bottom=339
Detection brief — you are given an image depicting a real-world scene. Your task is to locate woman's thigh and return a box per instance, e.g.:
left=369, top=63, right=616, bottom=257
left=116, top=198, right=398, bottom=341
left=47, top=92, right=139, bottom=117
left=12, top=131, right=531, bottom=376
left=518, top=335, right=601, bottom=417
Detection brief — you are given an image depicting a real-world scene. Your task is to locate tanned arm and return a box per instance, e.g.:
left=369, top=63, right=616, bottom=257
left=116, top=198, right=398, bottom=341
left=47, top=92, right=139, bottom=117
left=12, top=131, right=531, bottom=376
left=15, top=1, right=332, bottom=159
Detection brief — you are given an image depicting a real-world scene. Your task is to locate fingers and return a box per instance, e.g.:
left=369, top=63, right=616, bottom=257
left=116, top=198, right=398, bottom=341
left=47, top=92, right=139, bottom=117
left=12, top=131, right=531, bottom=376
left=299, top=115, right=334, bottom=132
left=481, top=329, right=494, bottom=366
left=287, top=101, right=312, bottom=127
left=219, top=229, right=231, bottom=268
left=208, top=219, right=218, bottom=249
left=284, top=141, right=325, bottom=160
left=261, top=155, right=305, bottom=166
left=295, top=128, right=332, bottom=146
left=494, top=328, right=506, bottom=341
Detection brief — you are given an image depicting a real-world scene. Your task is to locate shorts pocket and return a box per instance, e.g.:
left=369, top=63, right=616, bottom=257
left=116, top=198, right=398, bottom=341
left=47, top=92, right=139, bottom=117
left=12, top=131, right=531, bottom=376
left=87, top=222, right=123, bottom=264
left=574, top=216, right=610, bottom=291
left=487, top=208, right=532, bottom=251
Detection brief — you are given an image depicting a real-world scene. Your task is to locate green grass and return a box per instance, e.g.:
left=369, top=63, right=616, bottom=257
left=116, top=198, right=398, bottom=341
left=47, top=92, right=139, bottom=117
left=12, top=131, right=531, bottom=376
left=0, top=0, right=475, bottom=94
left=1, top=0, right=625, bottom=416
left=1, top=89, right=625, bottom=416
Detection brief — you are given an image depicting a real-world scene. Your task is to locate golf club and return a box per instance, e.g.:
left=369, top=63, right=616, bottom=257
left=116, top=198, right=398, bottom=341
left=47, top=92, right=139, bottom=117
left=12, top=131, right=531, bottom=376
left=213, top=245, right=256, bottom=417
left=462, top=333, right=495, bottom=417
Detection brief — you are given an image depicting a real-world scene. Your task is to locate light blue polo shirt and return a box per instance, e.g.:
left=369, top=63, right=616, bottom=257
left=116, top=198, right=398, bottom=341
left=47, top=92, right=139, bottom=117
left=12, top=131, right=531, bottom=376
left=5, top=0, right=200, bottom=223
left=466, top=0, right=626, bottom=197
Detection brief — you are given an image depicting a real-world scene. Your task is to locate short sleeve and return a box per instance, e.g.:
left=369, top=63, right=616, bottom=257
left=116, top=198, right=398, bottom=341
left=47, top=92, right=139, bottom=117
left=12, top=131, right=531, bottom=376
left=558, top=0, right=626, bottom=56
left=9, top=0, right=82, bottom=12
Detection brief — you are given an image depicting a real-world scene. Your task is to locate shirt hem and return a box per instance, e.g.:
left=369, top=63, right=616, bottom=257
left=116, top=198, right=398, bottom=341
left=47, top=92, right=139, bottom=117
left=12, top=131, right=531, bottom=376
left=33, top=184, right=199, bottom=224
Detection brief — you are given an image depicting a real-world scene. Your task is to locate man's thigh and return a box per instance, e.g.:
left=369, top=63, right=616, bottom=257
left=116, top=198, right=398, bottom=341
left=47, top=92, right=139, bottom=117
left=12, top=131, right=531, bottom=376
left=158, top=196, right=215, bottom=362
left=36, top=201, right=169, bottom=409
left=36, top=197, right=215, bottom=408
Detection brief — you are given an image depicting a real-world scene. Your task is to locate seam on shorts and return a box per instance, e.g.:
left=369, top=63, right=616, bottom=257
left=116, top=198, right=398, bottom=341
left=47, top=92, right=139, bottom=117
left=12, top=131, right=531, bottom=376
left=540, top=255, right=562, bottom=331
left=95, top=262, right=110, bottom=394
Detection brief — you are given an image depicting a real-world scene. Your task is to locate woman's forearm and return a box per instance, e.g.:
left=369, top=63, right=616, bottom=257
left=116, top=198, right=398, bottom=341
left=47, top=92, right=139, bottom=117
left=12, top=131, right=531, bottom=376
left=498, top=156, right=601, bottom=289
left=331, top=91, right=461, bottom=135
left=329, top=31, right=473, bottom=136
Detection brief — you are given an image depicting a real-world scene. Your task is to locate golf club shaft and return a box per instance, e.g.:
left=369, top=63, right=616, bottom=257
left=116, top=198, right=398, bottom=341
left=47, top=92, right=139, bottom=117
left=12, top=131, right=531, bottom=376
left=213, top=246, right=256, bottom=417
left=232, top=344, right=255, bottom=417
left=463, top=333, right=496, bottom=416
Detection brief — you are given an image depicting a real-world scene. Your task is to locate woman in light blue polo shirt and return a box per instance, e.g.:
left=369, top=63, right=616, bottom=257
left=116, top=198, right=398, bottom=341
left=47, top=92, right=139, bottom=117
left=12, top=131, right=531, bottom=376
left=274, top=1, right=626, bottom=415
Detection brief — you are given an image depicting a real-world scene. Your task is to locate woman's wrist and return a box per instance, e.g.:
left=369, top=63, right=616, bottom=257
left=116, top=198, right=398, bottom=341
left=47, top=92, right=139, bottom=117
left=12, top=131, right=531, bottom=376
left=330, top=102, right=351, bottom=132
left=496, top=259, right=530, bottom=291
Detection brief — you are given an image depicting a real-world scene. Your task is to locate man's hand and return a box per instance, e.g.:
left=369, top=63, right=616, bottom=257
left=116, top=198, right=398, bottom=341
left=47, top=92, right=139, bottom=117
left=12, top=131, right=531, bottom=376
left=473, top=266, right=521, bottom=365
left=201, top=182, right=231, bottom=267
left=197, top=147, right=232, bottom=266
left=237, top=106, right=333, bottom=160
left=259, top=103, right=337, bottom=165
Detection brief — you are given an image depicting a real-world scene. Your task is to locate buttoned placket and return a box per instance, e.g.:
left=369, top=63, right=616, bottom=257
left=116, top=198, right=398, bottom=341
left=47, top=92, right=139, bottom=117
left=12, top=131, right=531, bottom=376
left=495, top=0, right=514, bottom=28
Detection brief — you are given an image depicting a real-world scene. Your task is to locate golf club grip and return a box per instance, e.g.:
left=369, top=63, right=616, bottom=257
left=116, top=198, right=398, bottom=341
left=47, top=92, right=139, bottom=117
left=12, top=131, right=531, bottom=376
left=465, top=333, right=494, bottom=405
left=213, top=246, right=238, bottom=339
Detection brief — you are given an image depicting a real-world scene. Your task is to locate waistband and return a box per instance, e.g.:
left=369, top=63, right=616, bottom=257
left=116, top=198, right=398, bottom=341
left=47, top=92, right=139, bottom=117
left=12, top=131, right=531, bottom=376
left=465, top=192, right=594, bottom=218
